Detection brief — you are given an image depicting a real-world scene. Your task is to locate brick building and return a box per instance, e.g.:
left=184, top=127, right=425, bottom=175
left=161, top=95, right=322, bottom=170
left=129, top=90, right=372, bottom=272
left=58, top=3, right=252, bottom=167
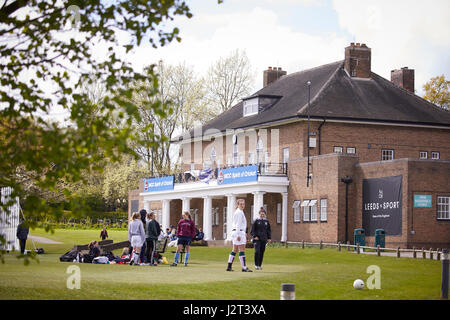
left=129, top=43, right=450, bottom=249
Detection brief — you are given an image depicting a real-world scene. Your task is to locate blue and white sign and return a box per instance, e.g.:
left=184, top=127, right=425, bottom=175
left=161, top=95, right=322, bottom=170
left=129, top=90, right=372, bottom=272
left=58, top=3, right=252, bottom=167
left=414, top=195, right=432, bottom=208
left=217, top=165, right=258, bottom=185
left=144, top=176, right=174, bottom=192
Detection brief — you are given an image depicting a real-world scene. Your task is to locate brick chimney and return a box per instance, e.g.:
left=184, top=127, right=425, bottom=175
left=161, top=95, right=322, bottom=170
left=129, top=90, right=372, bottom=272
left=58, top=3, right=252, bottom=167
left=263, top=66, right=287, bottom=87
left=391, top=67, right=415, bottom=93
left=344, top=43, right=371, bottom=78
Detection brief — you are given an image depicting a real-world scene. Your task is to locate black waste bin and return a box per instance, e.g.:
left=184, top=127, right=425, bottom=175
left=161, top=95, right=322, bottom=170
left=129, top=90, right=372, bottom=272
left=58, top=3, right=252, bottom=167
left=353, top=228, right=365, bottom=251
left=375, top=229, right=385, bottom=248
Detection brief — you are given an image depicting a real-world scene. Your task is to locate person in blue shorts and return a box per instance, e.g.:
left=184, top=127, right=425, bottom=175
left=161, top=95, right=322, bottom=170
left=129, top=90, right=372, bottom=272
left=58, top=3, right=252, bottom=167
left=171, top=211, right=196, bottom=267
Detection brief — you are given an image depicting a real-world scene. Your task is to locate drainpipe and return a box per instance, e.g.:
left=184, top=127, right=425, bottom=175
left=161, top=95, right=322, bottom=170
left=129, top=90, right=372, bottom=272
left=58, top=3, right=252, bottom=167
left=341, top=176, right=353, bottom=243
left=317, top=117, right=326, bottom=155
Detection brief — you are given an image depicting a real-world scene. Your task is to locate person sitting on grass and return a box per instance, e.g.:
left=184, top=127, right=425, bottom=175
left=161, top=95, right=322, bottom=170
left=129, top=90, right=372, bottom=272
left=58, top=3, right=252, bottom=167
left=88, top=241, right=101, bottom=258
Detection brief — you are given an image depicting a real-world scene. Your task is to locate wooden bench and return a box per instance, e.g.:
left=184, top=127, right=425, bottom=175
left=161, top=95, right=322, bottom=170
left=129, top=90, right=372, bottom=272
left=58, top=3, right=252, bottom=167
left=74, top=240, right=114, bottom=252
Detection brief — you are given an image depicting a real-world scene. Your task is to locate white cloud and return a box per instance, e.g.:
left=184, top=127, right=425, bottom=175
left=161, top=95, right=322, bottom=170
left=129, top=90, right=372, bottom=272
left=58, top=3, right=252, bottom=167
left=332, top=0, right=450, bottom=94
left=128, top=6, right=347, bottom=91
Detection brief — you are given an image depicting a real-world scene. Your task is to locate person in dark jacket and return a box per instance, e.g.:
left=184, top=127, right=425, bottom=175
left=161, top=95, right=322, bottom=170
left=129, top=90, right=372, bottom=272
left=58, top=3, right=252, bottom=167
left=251, top=207, right=271, bottom=270
left=171, top=211, right=196, bottom=267
left=139, top=209, right=147, bottom=263
left=145, top=211, right=161, bottom=265
left=16, top=219, right=29, bottom=254
left=100, top=227, right=108, bottom=241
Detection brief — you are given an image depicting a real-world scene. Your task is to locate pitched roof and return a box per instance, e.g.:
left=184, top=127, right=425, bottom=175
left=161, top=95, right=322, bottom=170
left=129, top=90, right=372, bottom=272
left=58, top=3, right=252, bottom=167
left=180, top=60, right=450, bottom=140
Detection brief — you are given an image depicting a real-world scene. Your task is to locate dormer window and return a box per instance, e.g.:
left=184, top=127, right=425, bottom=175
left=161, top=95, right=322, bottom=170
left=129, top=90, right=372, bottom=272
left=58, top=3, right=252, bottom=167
left=243, top=97, right=259, bottom=117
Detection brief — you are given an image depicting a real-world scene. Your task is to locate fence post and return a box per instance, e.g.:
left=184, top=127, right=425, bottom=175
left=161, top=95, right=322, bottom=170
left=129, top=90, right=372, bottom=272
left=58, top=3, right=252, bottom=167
left=356, top=243, right=360, bottom=254
left=347, top=241, right=350, bottom=252
left=437, top=249, right=441, bottom=261
left=397, top=247, right=400, bottom=258
left=285, top=241, right=288, bottom=249
left=302, top=240, right=305, bottom=249
left=377, top=245, right=380, bottom=257
left=430, top=248, right=433, bottom=260
left=422, top=248, right=426, bottom=259
left=280, top=283, right=296, bottom=300
left=320, top=240, right=323, bottom=250
left=338, top=241, right=341, bottom=252
left=413, top=247, right=417, bottom=259
left=441, top=249, right=449, bottom=300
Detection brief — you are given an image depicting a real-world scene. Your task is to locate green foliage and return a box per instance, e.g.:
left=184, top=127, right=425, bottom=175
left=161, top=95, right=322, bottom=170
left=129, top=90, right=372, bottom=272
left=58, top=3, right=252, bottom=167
left=0, top=0, right=202, bottom=261
left=423, top=75, right=449, bottom=110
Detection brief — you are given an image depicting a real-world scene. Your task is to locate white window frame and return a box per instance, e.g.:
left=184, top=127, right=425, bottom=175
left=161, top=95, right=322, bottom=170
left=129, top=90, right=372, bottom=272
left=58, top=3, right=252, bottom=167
left=243, top=97, right=259, bottom=117
left=214, top=207, right=220, bottom=226
left=381, top=149, right=394, bottom=161
left=301, top=200, right=310, bottom=222
left=282, top=147, right=290, bottom=164
left=233, top=144, right=239, bottom=166
left=276, top=203, right=282, bottom=224
left=334, top=146, right=343, bottom=153
left=419, top=151, right=428, bottom=160
left=437, top=196, right=450, bottom=220
left=256, top=137, right=264, bottom=163
left=293, top=200, right=301, bottom=222
left=346, top=147, right=356, bottom=154
left=210, top=147, right=216, bottom=162
left=309, top=199, right=318, bottom=221
left=320, top=198, right=328, bottom=222
left=431, top=152, right=440, bottom=160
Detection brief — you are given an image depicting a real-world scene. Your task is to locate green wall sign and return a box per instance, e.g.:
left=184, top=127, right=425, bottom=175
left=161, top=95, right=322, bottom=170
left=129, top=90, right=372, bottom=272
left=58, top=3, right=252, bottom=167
left=414, top=195, right=432, bottom=208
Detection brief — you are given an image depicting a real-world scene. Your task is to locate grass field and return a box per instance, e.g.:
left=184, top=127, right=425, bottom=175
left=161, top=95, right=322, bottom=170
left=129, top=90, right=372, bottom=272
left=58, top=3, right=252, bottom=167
left=0, top=228, right=444, bottom=300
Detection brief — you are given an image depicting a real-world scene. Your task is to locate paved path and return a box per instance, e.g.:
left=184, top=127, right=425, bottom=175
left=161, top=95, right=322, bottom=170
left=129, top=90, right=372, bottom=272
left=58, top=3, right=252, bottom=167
left=29, top=235, right=63, bottom=244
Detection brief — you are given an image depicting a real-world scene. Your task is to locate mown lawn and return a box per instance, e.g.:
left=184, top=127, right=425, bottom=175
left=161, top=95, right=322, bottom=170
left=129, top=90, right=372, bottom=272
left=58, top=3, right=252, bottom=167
left=0, top=228, right=444, bottom=300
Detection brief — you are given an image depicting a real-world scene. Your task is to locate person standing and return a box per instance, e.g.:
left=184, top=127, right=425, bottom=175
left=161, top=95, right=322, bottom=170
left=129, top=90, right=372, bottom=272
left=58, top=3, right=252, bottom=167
left=16, top=219, right=29, bottom=254
left=226, top=199, right=252, bottom=272
left=171, top=211, right=196, bottom=267
left=251, top=207, right=272, bottom=270
left=128, top=212, right=146, bottom=265
left=139, top=209, right=148, bottom=263
left=145, top=211, right=160, bottom=266
left=100, top=227, right=108, bottom=241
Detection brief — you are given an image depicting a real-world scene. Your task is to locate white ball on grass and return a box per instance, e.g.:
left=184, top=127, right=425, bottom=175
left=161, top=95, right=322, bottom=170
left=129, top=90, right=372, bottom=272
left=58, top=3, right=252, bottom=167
left=353, top=279, right=365, bottom=290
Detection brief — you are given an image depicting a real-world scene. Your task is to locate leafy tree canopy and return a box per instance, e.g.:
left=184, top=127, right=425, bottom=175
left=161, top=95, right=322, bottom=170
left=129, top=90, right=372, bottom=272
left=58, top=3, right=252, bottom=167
left=0, top=0, right=222, bottom=260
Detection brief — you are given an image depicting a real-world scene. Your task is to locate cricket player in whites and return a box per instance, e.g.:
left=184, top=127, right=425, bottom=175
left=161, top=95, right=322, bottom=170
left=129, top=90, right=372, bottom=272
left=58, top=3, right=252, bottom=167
left=226, top=199, right=252, bottom=272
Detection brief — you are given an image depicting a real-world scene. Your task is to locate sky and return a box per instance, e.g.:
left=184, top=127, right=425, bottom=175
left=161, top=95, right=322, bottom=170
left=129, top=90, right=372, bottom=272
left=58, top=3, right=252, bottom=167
left=35, top=0, right=449, bottom=120
left=126, top=0, right=449, bottom=96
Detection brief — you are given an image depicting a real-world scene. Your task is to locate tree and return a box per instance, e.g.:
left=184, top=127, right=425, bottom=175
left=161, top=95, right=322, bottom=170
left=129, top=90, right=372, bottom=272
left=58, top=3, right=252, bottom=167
left=0, top=0, right=200, bottom=260
left=206, top=49, right=255, bottom=113
left=423, top=75, right=449, bottom=110
left=132, top=61, right=212, bottom=176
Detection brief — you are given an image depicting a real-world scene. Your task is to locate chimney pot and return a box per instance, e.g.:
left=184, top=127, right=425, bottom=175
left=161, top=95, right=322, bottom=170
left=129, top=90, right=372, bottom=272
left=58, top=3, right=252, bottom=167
left=344, top=42, right=371, bottom=78
left=263, top=65, right=287, bottom=87
left=391, top=67, right=415, bottom=93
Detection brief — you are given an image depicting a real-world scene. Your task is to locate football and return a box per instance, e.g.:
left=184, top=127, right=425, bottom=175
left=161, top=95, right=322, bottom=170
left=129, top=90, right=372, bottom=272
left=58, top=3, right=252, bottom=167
left=353, top=279, right=365, bottom=290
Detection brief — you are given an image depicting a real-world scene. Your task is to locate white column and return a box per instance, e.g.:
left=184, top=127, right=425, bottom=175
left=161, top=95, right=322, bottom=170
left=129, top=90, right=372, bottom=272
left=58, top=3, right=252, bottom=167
left=281, top=192, right=288, bottom=242
left=143, top=201, right=150, bottom=213
left=203, top=196, right=213, bottom=241
left=252, top=191, right=266, bottom=222
left=161, top=199, right=171, bottom=232
left=226, top=194, right=236, bottom=241
left=182, top=197, right=190, bottom=216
